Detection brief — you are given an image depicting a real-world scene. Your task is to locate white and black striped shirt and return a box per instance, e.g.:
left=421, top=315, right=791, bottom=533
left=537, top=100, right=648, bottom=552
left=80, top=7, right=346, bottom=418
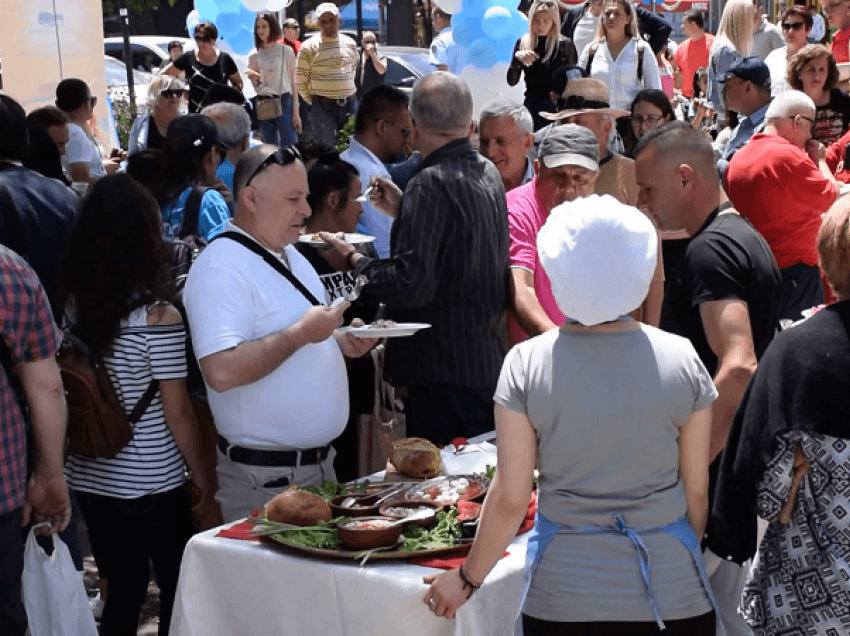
left=65, top=306, right=188, bottom=499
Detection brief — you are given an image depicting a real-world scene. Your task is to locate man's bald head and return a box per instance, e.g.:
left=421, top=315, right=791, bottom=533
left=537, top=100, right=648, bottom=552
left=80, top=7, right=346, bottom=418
left=410, top=72, right=472, bottom=136
left=633, top=121, right=719, bottom=185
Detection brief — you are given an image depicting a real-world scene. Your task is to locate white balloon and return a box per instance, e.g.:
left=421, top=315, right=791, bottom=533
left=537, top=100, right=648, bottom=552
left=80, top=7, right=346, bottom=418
left=435, top=0, right=463, bottom=15
left=459, top=62, right=525, bottom=120
left=264, top=0, right=292, bottom=10
left=242, top=0, right=266, bottom=10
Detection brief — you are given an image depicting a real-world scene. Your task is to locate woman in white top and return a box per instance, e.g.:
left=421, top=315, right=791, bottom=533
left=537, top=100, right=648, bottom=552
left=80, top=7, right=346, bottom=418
left=247, top=12, right=301, bottom=147
left=707, top=0, right=757, bottom=125
left=765, top=6, right=813, bottom=97
left=55, top=78, right=119, bottom=185
left=61, top=174, right=208, bottom=636
left=578, top=0, right=661, bottom=111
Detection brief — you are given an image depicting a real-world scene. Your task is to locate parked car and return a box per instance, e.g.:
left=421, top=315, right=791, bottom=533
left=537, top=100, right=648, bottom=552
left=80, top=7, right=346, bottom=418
left=104, top=36, right=193, bottom=74
left=104, top=55, right=153, bottom=112
left=378, top=46, right=434, bottom=93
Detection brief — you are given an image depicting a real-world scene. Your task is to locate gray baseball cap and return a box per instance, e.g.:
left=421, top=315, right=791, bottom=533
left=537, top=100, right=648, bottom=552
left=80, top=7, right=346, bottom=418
left=538, top=124, right=599, bottom=172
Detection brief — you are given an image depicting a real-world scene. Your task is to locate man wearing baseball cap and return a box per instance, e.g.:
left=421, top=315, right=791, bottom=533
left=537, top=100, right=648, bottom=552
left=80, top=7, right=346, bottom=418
left=506, top=124, right=601, bottom=344
left=295, top=2, right=358, bottom=149
left=716, top=56, right=773, bottom=175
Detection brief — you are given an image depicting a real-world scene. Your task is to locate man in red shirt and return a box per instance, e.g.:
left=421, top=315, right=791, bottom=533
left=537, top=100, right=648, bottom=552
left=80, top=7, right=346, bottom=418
left=726, top=90, right=839, bottom=321
left=280, top=18, right=301, bottom=55
left=675, top=10, right=714, bottom=98
left=826, top=0, right=850, bottom=63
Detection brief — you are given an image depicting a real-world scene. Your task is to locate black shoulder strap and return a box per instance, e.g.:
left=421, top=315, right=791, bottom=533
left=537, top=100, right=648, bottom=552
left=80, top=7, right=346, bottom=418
left=585, top=42, right=598, bottom=76
left=0, top=166, right=31, bottom=262
left=637, top=39, right=645, bottom=84
left=178, top=186, right=210, bottom=239
left=217, top=231, right=322, bottom=306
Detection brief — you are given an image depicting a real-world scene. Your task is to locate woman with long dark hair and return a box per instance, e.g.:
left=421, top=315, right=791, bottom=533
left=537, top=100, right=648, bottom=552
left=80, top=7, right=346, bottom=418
left=624, top=89, right=675, bottom=156
left=60, top=174, right=207, bottom=636
left=150, top=114, right=230, bottom=241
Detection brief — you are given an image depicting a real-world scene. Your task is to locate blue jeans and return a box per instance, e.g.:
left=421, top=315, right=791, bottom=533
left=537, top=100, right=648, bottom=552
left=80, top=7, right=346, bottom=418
left=307, top=98, right=356, bottom=150
left=259, top=93, right=298, bottom=147
left=779, top=262, right=824, bottom=322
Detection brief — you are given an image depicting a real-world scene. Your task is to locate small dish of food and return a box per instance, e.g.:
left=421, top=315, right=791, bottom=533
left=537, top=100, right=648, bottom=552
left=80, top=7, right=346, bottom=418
left=378, top=501, right=440, bottom=529
left=337, top=517, right=403, bottom=550
left=328, top=495, right=382, bottom=518
left=335, top=322, right=431, bottom=338
left=298, top=233, right=377, bottom=248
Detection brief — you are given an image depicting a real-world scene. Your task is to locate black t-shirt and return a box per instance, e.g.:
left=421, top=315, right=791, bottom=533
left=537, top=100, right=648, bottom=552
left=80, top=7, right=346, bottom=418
left=173, top=50, right=239, bottom=113
left=659, top=210, right=782, bottom=377
left=146, top=116, right=166, bottom=151
left=294, top=241, right=380, bottom=326
left=812, top=88, right=850, bottom=146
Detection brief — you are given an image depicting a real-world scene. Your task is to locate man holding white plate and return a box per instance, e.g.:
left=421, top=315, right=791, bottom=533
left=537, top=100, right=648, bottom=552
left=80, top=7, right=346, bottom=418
left=183, top=144, right=378, bottom=522
left=321, top=73, right=510, bottom=447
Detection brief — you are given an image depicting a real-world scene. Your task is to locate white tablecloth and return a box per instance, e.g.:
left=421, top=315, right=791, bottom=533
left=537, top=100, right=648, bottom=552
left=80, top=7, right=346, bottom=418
left=169, top=435, right=529, bottom=636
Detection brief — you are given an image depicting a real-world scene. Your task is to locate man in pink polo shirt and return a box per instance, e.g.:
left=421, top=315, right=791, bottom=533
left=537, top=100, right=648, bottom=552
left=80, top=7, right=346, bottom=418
left=507, top=124, right=600, bottom=345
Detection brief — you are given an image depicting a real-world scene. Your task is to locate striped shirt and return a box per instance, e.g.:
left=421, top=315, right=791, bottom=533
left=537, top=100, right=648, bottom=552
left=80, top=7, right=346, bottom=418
left=65, top=306, right=188, bottom=499
left=353, top=139, right=510, bottom=391
left=295, top=34, right=357, bottom=102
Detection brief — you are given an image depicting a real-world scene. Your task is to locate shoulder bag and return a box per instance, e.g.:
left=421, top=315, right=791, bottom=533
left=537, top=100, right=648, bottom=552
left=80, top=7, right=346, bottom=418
left=256, top=45, right=285, bottom=121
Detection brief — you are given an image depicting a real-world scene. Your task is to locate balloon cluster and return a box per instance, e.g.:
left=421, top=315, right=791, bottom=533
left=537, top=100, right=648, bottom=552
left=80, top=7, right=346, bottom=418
left=436, top=0, right=527, bottom=69
left=187, top=0, right=292, bottom=55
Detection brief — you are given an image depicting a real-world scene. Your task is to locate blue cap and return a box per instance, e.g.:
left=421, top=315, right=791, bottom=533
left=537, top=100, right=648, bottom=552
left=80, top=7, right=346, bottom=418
left=718, top=56, right=771, bottom=89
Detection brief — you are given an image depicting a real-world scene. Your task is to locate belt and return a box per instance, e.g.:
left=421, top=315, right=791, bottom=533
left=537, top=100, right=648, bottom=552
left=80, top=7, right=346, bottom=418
left=256, top=94, right=280, bottom=101
left=217, top=434, right=331, bottom=467
left=312, top=94, right=354, bottom=106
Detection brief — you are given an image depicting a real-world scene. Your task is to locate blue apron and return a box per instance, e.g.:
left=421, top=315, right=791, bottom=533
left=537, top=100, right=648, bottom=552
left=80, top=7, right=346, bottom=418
left=518, top=511, right=725, bottom=635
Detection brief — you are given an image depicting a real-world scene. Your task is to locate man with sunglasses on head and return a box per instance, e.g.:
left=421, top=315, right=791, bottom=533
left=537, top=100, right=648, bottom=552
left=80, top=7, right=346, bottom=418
left=340, top=85, right=411, bottom=259
left=322, top=72, right=510, bottom=447
left=182, top=145, right=377, bottom=523
left=725, top=90, right=839, bottom=321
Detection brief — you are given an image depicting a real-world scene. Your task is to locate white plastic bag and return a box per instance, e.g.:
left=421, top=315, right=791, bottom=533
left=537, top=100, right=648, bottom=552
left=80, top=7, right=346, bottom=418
left=22, top=523, right=98, bottom=636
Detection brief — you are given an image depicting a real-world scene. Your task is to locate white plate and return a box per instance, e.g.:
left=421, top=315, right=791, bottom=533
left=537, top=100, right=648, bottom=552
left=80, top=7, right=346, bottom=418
left=335, top=323, right=431, bottom=338
left=298, top=233, right=376, bottom=247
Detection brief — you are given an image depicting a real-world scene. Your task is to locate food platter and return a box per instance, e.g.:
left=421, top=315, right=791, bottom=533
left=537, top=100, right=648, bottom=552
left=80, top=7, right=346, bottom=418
left=259, top=533, right=472, bottom=562
left=405, top=474, right=490, bottom=506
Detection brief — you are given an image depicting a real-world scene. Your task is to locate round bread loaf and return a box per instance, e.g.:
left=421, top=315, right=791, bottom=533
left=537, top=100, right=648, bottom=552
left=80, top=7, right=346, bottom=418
left=265, top=486, right=332, bottom=526
left=390, top=437, right=443, bottom=478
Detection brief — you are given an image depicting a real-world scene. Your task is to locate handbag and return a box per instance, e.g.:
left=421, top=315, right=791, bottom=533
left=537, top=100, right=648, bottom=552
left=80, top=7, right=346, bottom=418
left=22, top=525, right=99, bottom=636
left=60, top=332, right=159, bottom=459
left=255, top=44, right=285, bottom=121
left=358, top=344, right=406, bottom=476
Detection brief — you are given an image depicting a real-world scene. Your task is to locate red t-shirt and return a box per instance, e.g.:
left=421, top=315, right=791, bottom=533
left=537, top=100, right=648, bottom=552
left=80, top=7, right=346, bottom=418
left=280, top=37, right=301, bottom=55
left=832, top=26, right=850, bottom=63
left=726, top=133, right=837, bottom=269
left=675, top=34, right=714, bottom=98
left=826, top=128, right=850, bottom=183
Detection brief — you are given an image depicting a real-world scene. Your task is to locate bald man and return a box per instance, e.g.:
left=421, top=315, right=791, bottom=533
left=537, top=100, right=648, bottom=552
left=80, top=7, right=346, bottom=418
left=322, top=72, right=509, bottom=446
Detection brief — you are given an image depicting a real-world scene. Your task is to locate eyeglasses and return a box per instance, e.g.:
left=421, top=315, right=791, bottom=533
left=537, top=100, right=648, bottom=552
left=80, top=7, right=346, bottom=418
left=194, top=36, right=212, bottom=43
left=796, top=114, right=816, bottom=125
left=380, top=119, right=411, bottom=138
left=631, top=114, right=666, bottom=127
left=243, top=146, right=302, bottom=191
left=363, top=40, right=377, bottom=44
left=160, top=90, right=182, bottom=99
left=781, top=21, right=806, bottom=30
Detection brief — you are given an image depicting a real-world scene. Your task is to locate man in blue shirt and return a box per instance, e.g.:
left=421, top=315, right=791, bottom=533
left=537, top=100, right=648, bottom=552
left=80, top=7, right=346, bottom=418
left=201, top=102, right=251, bottom=197
left=429, top=8, right=467, bottom=74
left=716, top=57, right=773, bottom=179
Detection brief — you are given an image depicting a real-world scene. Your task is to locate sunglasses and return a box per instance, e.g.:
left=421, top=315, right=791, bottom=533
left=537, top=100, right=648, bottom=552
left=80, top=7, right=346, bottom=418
left=243, top=146, right=302, bottom=190
left=194, top=36, right=212, bottom=43
left=160, top=89, right=182, bottom=99
left=781, top=21, right=806, bottom=30
left=379, top=119, right=411, bottom=138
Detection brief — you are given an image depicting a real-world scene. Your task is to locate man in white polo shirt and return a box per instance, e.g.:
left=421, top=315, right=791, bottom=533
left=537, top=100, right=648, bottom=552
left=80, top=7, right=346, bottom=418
left=183, top=144, right=377, bottom=522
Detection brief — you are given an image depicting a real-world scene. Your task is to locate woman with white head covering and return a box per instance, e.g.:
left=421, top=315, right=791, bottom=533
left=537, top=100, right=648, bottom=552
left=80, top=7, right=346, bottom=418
left=423, top=195, right=722, bottom=635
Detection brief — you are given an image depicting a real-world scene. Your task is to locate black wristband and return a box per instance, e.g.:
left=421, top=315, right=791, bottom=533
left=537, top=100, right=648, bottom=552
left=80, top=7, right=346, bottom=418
left=458, top=563, right=481, bottom=598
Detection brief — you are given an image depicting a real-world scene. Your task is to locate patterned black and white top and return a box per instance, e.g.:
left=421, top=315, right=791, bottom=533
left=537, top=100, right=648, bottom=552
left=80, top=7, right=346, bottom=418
left=741, top=431, right=850, bottom=636
left=65, top=305, right=188, bottom=499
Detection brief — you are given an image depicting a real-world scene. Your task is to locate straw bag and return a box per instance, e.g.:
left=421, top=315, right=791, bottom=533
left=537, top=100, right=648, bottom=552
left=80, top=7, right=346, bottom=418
left=357, top=344, right=406, bottom=476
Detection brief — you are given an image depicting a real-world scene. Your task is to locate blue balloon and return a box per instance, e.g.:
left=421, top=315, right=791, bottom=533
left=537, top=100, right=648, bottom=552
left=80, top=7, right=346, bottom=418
left=228, top=27, right=255, bottom=56
left=195, top=0, right=220, bottom=22
left=238, top=4, right=257, bottom=31
left=510, top=10, right=529, bottom=40
left=468, top=38, right=498, bottom=69
left=461, top=0, right=489, bottom=15
left=217, top=11, right=241, bottom=39
left=495, top=35, right=516, bottom=64
left=186, top=9, right=202, bottom=36
left=489, top=0, right=518, bottom=8
left=452, top=12, right=485, bottom=49
left=482, top=7, right=513, bottom=40
left=212, top=0, right=243, bottom=12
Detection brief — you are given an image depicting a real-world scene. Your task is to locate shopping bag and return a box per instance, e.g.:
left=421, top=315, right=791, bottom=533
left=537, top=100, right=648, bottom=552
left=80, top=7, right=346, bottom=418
left=22, top=524, right=98, bottom=636
left=357, top=344, right=406, bottom=476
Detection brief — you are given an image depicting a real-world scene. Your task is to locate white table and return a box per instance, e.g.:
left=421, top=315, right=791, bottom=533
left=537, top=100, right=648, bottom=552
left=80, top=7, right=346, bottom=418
left=169, top=436, right=528, bottom=636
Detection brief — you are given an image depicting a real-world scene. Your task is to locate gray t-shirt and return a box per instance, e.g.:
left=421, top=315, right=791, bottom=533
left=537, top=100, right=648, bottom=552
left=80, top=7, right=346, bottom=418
left=494, top=324, right=717, bottom=622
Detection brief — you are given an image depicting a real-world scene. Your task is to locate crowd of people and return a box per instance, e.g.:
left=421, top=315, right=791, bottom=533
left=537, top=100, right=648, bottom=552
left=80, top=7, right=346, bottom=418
left=2, top=2, right=850, bottom=636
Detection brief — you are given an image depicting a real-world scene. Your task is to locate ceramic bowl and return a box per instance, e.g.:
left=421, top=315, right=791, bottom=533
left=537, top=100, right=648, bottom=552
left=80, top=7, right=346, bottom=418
left=378, top=500, right=440, bottom=530
left=328, top=495, right=382, bottom=518
left=337, top=516, right=402, bottom=550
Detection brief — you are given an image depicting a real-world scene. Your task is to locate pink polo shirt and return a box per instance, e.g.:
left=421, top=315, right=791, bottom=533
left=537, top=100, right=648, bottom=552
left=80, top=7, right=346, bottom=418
left=507, top=178, right=566, bottom=345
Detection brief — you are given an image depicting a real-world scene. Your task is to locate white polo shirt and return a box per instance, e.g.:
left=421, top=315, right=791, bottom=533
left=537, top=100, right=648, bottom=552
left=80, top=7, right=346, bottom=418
left=183, top=222, right=349, bottom=449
